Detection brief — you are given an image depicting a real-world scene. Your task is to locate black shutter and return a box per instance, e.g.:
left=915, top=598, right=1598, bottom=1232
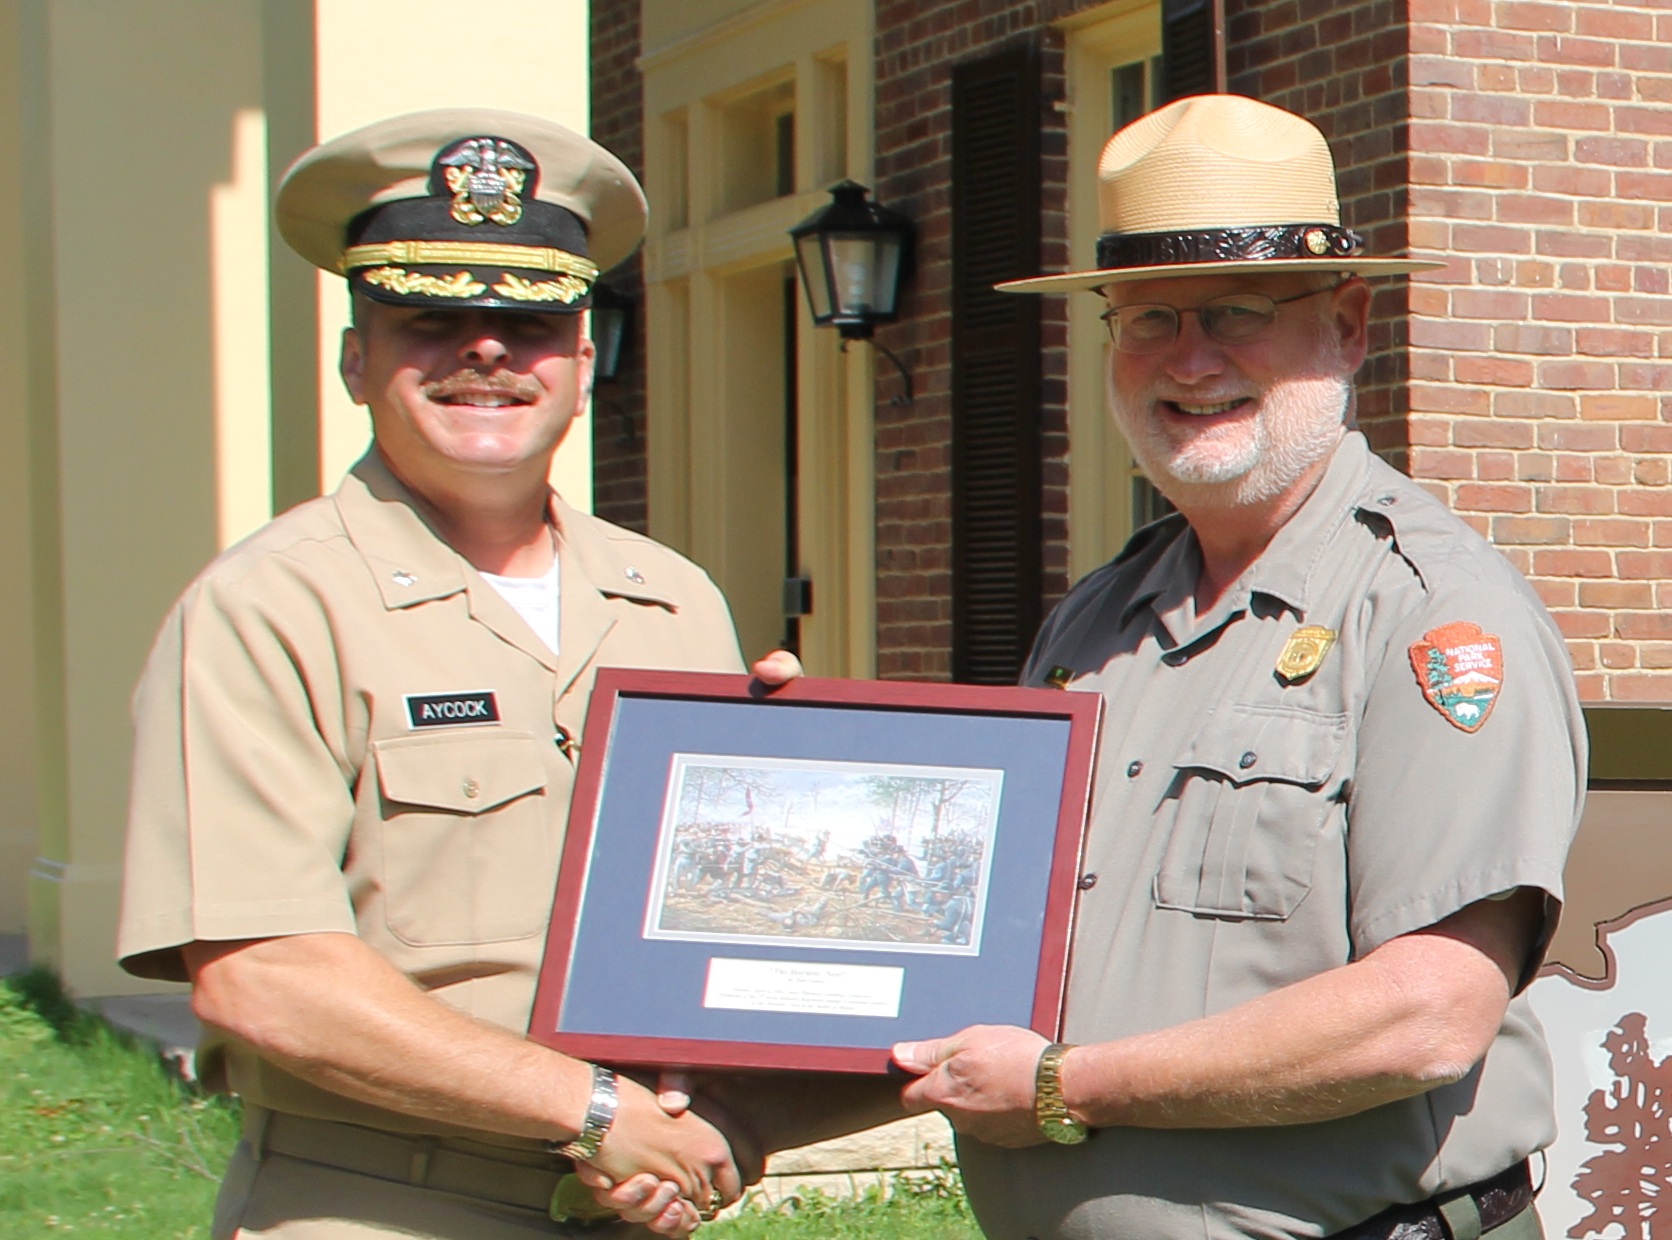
left=1160, top=0, right=1227, bottom=101
left=950, top=48, right=1043, bottom=686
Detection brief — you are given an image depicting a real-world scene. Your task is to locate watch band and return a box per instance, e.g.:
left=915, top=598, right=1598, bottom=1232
left=552, top=1063, right=619, bottom=1161
left=1035, top=1042, right=1089, bottom=1145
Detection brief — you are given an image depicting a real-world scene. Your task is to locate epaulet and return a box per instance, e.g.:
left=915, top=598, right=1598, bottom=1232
left=1112, top=510, right=1189, bottom=566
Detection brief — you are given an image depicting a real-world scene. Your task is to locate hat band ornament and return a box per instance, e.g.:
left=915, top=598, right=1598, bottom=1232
left=1095, top=223, right=1364, bottom=271
left=438, top=137, right=535, bottom=226
left=361, top=267, right=487, bottom=299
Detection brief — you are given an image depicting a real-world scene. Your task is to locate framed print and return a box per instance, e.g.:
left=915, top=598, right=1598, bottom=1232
left=529, top=670, right=1101, bottom=1073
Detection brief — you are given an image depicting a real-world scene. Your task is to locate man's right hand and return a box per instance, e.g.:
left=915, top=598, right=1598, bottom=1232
left=585, top=1073, right=742, bottom=1224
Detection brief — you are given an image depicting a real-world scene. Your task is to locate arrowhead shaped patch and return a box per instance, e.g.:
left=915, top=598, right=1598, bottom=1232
left=1408, top=621, right=1503, bottom=732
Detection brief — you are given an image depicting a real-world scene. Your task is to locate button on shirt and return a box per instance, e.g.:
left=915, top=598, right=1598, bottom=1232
left=958, top=433, right=1586, bottom=1240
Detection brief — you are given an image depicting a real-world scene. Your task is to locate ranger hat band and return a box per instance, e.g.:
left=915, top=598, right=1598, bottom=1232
left=999, top=94, right=1443, bottom=294
left=276, top=109, right=647, bottom=314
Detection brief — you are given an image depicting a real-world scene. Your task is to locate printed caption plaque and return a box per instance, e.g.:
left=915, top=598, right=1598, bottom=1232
left=529, top=670, right=1101, bottom=1073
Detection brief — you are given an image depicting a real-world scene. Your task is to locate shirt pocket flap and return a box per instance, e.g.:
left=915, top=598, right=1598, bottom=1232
left=1178, top=707, right=1347, bottom=788
left=373, top=730, right=547, bottom=815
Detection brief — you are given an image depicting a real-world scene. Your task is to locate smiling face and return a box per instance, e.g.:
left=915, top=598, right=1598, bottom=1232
left=1104, top=272, right=1370, bottom=512
left=339, top=299, right=595, bottom=497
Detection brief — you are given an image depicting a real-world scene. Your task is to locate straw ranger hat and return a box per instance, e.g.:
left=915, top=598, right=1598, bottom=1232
left=999, top=94, right=1442, bottom=294
left=276, top=108, right=646, bottom=314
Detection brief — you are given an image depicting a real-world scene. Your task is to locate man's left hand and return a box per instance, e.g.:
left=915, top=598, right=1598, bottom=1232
left=893, top=1025, right=1051, bottom=1147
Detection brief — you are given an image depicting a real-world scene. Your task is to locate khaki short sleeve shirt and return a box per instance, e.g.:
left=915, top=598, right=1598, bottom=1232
left=959, top=433, right=1586, bottom=1240
left=118, top=453, right=744, bottom=1134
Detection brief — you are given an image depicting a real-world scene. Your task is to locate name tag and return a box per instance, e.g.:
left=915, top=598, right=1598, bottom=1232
left=404, top=691, right=500, bottom=729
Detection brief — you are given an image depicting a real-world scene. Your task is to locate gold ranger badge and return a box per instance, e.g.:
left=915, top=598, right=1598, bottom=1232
left=1275, top=625, right=1337, bottom=684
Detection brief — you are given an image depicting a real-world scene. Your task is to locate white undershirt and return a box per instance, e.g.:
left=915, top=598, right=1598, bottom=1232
left=478, top=557, right=561, bottom=656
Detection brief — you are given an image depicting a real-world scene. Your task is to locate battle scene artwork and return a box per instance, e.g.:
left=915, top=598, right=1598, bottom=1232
left=642, top=755, right=1003, bottom=956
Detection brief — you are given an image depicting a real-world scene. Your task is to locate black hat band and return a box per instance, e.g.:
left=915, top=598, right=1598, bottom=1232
left=1095, top=223, right=1364, bottom=271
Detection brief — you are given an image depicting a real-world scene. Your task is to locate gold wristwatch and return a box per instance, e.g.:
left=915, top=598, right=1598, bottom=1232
left=1034, top=1042, right=1089, bottom=1144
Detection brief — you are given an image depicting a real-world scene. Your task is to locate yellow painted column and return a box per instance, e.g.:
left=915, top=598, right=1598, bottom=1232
left=312, top=0, right=594, bottom=508
left=20, top=0, right=269, bottom=995
left=0, top=1, right=38, bottom=939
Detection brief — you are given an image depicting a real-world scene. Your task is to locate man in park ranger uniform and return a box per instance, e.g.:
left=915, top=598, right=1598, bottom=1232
left=116, top=111, right=779, bottom=1239
left=888, top=96, right=1587, bottom=1240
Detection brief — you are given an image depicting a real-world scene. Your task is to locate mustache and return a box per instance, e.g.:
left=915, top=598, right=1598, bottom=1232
left=421, top=369, right=543, bottom=402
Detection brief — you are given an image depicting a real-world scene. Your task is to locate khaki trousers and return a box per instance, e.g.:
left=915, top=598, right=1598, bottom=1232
left=213, top=1110, right=647, bottom=1240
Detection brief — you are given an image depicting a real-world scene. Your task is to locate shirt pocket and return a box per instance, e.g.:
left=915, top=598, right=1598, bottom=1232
left=371, top=730, right=553, bottom=946
left=1152, top=706, right=1347, bottom=920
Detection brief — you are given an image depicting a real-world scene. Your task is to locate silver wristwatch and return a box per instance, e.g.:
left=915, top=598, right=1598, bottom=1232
left=553, top=1063, right=619, bottom=1161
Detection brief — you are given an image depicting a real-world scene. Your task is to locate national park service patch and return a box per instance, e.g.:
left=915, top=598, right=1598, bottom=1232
left=1408, top=621, right=1503, bottom=732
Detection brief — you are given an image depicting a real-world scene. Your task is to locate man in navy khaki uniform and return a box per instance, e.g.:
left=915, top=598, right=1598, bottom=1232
left=889, top=95, right=1587, bottom=1240
left=116, top=110, right=800, bottom=1239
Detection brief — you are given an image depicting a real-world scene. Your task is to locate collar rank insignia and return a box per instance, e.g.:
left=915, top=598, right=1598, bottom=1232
left=1275, top=625, right=1336, bottom=684
left=438, top=137, right=536, bottom=227
left=1408, top=621, right=1503, bottom=732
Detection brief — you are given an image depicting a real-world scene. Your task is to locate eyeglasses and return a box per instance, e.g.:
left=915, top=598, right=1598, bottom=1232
left=1099, top=282, right=1346, bottom=354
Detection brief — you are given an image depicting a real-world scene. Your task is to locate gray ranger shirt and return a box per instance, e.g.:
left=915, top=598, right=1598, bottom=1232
left=959, top=432, right=1585, bottom=1240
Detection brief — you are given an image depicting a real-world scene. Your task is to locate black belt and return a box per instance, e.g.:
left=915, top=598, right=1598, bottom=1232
left=250, top=1107, right=617, bottom=1224
left=1330, top=1161, right=1535, bottom=1240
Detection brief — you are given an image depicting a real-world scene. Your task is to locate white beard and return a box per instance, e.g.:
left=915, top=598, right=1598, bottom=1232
left=1110, top=369, right=1352, bottom=509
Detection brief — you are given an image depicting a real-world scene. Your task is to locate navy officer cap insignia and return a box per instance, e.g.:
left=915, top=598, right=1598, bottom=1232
left=274, top=108, right=648, bottom=313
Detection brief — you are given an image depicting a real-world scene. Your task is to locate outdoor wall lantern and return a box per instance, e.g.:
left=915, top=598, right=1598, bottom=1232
left=790, top=179, right=915, bottom=405
left=589, top=281, right=632, bottom=384
left=587, top=281, right=637, bottom=445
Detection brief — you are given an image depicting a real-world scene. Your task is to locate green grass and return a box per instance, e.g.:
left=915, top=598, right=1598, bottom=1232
left=0, top=968, right=983, bottom=1238
left=0, top=969, right=240, bottom=1239
left=708, top=1164, right=983, bottom=1240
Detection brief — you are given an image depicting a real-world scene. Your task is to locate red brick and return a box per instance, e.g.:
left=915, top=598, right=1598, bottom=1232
left=1537, top=35, right=1618, bottom=69
left=1582, top=581, right=1655, bottom=609
left=1609, top=674, right=1672, bottom=700
left=1491, top=128, right=1568, bottom=160
left=1410, top=447, right=1475, bottom=479
left=1574, top=518, right=1652, bottom=547
left=1454, top=355, right=1534, bottom=386
left=1576, top=329, right=1656, bottom=359
left=1540, top=360, right=1617, bottom=389
left=1578, top=200, right=1657, bottom=230
left=1533, top=578, right=1578, bottom=608
left=1536, top=485, right=1613, bottom=514
left=1553, top=609, right=1613, bottom=638
left=1454, top=419, right=1536, bottom=449
left=1498, top=0, right=1572, bottom=32
left=1619, top=551, right=1672, bottom=579
left=1637, top=458, right=1672, bottom=486
left=1532, top=165, right=1611, bottom=196
left=1517, top=452, right=1556, bottom=481
left=1582, top=394, right=1660, bottom=420
left=1575, top=136, right=1652, bottom=167
left=1536, top=230, right=1612, bottom=258
left=1451, top=223, right=1534, bottom=254
left=1618, top=612, right=1672, bottom=640
left=1620, top=425, right=1672, bottom=452
left=1642, top=644, right=1672, bottom=670
left=1410, top=383, right=1493, bottom=415
left=1494, top=515, right=1573, bottom=545
left=1532, top=99, right=1611, bottom=131
left=1600, top=642, right=1638, bottom=669
left=1621, top=490, right=1672, bottom=518
left=1538, top=421, right=1616, bottom=450
left=1494, top=323, right=1572, bottom=355
left=1534, top=294, right=1610, bottom=323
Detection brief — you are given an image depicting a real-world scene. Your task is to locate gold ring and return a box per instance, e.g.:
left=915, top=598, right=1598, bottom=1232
left=698, top=1189, right=725, bottom=1222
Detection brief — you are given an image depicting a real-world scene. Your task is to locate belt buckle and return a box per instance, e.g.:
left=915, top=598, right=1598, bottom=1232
left=549, top=1172, right=621, bottom=1228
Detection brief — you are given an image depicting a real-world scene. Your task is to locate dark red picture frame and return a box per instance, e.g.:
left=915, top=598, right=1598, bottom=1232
left=529, top=669, right=1101, bottom=1073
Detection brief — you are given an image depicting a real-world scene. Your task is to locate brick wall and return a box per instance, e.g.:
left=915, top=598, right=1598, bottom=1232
left=590, top=0, right=650, bottom=534
left=1226, top=0, right=1413, bottom=462
left=1402, top=0, right=1672, bottom=700
left=872, top=0, right=1100, bottom=681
